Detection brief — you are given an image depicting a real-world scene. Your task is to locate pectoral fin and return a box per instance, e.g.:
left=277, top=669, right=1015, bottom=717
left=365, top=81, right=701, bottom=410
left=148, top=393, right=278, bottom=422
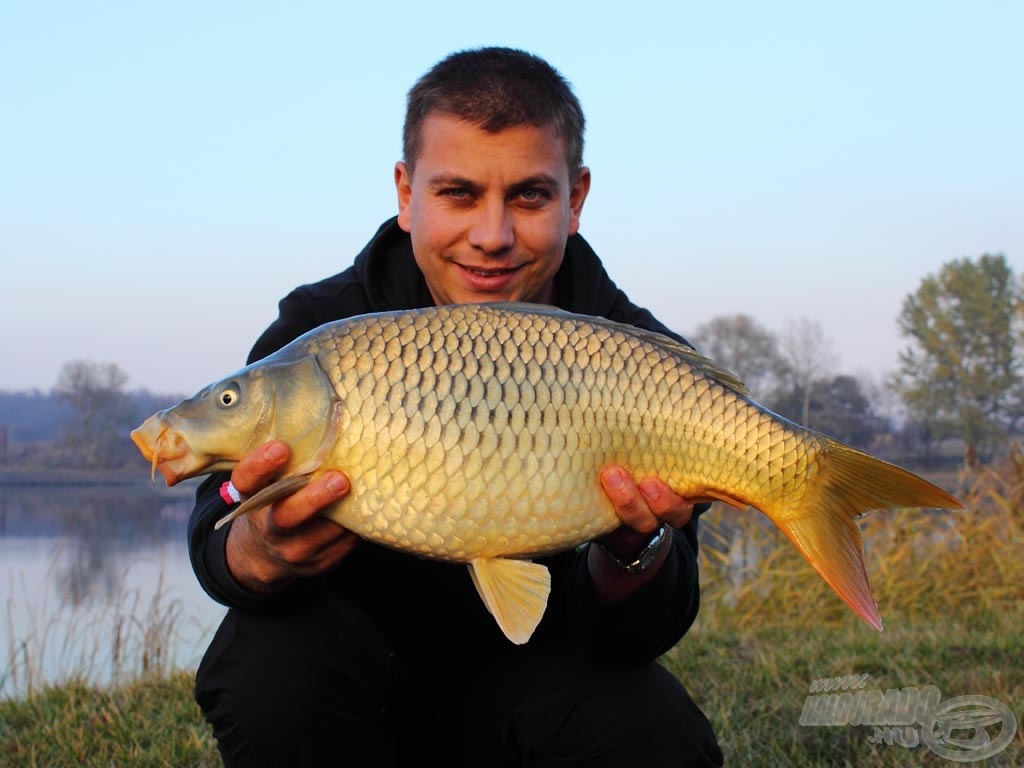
left=468, top=558, right=552, bottom=645
left=213, top=474, right=312, bottom=530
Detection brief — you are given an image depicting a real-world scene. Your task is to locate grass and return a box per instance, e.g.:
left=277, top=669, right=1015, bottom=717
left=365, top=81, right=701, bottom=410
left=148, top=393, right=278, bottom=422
left=3, top=454, right=1023, bottom=766
left=0, top=672, right=218, bottom=768
left=663, top=611, right=1023, bottom=766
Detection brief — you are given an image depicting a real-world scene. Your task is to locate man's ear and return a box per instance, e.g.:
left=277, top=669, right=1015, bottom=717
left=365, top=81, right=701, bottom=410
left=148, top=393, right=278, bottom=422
left=568, top=167, right=591, bottom=235
left=394, top=161, right=413, bottom=232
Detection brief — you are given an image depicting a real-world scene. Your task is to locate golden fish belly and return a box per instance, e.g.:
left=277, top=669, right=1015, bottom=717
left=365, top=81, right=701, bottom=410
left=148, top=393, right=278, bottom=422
left=292, top=304, right=820, bottom=562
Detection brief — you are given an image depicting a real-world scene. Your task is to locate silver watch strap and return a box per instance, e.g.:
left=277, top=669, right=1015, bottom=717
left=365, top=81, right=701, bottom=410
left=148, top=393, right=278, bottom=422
left=596, top=525, right=670, bottom=574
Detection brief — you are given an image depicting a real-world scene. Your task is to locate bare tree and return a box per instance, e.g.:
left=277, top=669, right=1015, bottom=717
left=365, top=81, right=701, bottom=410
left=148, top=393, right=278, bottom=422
left=53, top=360, right=134, bottom=466
left=780, top=318, right=837, bottom=428
left=690, top=314, right=789, bottom=400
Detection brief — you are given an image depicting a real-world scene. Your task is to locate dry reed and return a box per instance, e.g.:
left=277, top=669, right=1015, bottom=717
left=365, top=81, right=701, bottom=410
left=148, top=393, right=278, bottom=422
left=696, top=447, right=1024, bottom=631
left=3, top=563, right=188, bottom=700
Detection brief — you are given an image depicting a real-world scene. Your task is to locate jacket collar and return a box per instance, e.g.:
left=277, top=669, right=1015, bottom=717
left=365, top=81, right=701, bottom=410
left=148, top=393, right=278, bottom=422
left=355, top=216, right=621, bottom=317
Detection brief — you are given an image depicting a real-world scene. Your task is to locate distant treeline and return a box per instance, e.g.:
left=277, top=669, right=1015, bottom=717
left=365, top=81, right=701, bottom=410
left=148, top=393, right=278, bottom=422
left=0, top=391, right=74, bottom=443
left=0, top=390, right=184, bottom=444
left=0, top=385, right=187, bottom=469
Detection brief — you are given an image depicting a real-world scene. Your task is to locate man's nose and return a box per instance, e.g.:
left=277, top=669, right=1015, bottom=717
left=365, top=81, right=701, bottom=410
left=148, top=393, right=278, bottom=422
left=467, top=200, right=514, bottom=254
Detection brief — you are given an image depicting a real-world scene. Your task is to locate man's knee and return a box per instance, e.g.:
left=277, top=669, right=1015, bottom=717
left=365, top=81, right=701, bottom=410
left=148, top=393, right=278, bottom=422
left=197, top=605, right=337, bottom=722
left=194, top=595, right=397, bottom=766
left=632, top=664, right=723, bottom=766
left=556, top=663, right=723, bottom=767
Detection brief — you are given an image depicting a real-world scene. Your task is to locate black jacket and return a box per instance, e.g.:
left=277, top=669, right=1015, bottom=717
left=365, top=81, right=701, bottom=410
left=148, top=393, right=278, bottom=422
left=188, top=218, right=704, bottom=664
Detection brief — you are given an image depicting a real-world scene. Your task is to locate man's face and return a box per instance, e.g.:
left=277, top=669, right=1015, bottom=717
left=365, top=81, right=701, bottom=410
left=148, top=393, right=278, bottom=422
left=395, top=114, right=591, bottom=306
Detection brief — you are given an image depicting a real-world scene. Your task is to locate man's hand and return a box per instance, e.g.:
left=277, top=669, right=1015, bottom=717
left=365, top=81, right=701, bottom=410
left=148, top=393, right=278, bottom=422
left=224, top=440, right=360, bottom=595
left=588, top=466, right=695, bottom=602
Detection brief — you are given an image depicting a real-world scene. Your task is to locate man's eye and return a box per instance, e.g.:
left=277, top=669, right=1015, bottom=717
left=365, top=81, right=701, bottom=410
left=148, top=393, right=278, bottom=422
left=519, top=189, right=549, bottom=203
left=441, top=188, right=471, bottom=199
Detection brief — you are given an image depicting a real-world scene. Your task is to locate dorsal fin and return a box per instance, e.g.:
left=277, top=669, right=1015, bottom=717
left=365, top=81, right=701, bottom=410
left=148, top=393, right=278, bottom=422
left=477, top=301, right=751, bottom=398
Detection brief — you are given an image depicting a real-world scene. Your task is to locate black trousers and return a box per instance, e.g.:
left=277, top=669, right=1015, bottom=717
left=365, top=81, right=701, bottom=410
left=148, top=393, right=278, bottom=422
left=195, top=590, right=723, bottom=767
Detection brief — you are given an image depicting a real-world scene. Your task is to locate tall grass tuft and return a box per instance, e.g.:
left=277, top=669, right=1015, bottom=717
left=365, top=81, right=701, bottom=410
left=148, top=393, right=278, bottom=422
left=3, top=562, right=189, bottom=700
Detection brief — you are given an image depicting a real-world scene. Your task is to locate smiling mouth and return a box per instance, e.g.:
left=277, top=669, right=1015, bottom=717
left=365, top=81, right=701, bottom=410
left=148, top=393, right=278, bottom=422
left=459, top=264, right=522, bottom=277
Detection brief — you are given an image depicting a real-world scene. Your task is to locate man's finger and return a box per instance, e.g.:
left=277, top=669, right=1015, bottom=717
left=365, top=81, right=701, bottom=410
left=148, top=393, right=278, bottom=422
left=270, top=471, right=350, bottom=530
left=231, top=441, right=290, bottom=495
left=309, top=529, right=362, bottom=570
left=272, top=522, right=359, bottom=573
left=600, top=466, right=659, bottom=533
left=638, top=477, right=694, bottom=528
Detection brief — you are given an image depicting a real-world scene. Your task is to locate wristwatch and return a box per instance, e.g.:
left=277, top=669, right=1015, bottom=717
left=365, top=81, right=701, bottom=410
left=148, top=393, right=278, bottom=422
left=595, top=525, right=671, bottom=574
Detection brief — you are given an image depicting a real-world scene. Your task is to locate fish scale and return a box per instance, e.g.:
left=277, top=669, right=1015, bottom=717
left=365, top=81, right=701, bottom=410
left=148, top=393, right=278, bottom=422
left=131, top=302, right=963, bottom=644
left=325, top=307, right=628, bottom=561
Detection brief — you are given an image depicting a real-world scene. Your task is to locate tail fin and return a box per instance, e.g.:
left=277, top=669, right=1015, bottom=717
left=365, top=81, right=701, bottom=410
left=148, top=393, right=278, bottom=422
left=766, top=439, right=964, bottom=631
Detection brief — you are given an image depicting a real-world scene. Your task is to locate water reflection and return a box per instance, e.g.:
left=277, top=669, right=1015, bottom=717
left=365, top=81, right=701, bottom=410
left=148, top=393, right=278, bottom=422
left=4, top=489, right=183, bottom=605
left=0, top=482, right=226, bottom=698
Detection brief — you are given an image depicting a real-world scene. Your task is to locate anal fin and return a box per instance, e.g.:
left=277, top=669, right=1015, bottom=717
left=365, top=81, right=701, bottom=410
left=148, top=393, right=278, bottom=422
left=693, top=490, right=750, bottom=512
left=468, top=558, right=551, bottom=645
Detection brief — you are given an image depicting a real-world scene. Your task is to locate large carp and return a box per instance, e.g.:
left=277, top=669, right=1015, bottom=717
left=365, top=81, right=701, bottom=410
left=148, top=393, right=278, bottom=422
left=131, top=302, right=962, bottom=643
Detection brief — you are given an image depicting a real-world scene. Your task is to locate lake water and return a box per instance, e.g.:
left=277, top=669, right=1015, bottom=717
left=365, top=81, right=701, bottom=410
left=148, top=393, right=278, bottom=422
left=0, top=481, right=227, bottom=699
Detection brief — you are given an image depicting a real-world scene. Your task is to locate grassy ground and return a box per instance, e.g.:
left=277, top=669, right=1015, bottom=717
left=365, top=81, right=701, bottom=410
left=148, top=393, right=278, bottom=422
left=3, top=456, right=1022, bottom=766
left=0, top=672, right=217, bottom=768
left=665, top=611, right=1023, bottom=766
left=3, top=613, right=1018, bottom=767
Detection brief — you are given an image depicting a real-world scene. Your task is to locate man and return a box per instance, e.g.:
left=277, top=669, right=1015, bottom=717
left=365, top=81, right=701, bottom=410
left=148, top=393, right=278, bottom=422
left=190, top=47, right=723, bottom=767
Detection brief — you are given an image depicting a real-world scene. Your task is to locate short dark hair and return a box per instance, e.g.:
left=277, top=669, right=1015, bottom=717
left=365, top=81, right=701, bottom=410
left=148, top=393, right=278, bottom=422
left=403, top=47, right=586, bottom=176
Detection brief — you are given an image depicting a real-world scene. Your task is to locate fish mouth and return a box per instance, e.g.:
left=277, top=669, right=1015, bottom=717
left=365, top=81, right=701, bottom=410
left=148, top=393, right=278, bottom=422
left=130, top=417, right=201, bottom=486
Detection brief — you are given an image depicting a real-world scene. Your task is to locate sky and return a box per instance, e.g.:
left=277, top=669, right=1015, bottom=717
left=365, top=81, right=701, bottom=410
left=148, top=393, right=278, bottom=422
left=2, top=1, right=1021, bottom=397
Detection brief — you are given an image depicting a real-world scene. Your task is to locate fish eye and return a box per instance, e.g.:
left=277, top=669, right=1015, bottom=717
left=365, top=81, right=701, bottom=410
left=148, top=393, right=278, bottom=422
left=217, top=384, right=241, bottom=408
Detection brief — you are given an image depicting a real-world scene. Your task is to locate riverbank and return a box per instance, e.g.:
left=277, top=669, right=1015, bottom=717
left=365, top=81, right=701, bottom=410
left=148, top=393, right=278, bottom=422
left=2, top=608, right=1020, bottom=767
left=0, top=466, right=199, bottom=497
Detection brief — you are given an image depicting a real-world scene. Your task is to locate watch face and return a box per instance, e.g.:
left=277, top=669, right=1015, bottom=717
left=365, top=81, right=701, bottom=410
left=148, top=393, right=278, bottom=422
left=635, top=526, right=669, bottom=571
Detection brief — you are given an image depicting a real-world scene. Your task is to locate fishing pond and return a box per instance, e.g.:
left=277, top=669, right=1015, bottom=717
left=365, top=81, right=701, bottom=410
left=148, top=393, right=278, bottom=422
left=0, top=475, right=226, bottom=699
